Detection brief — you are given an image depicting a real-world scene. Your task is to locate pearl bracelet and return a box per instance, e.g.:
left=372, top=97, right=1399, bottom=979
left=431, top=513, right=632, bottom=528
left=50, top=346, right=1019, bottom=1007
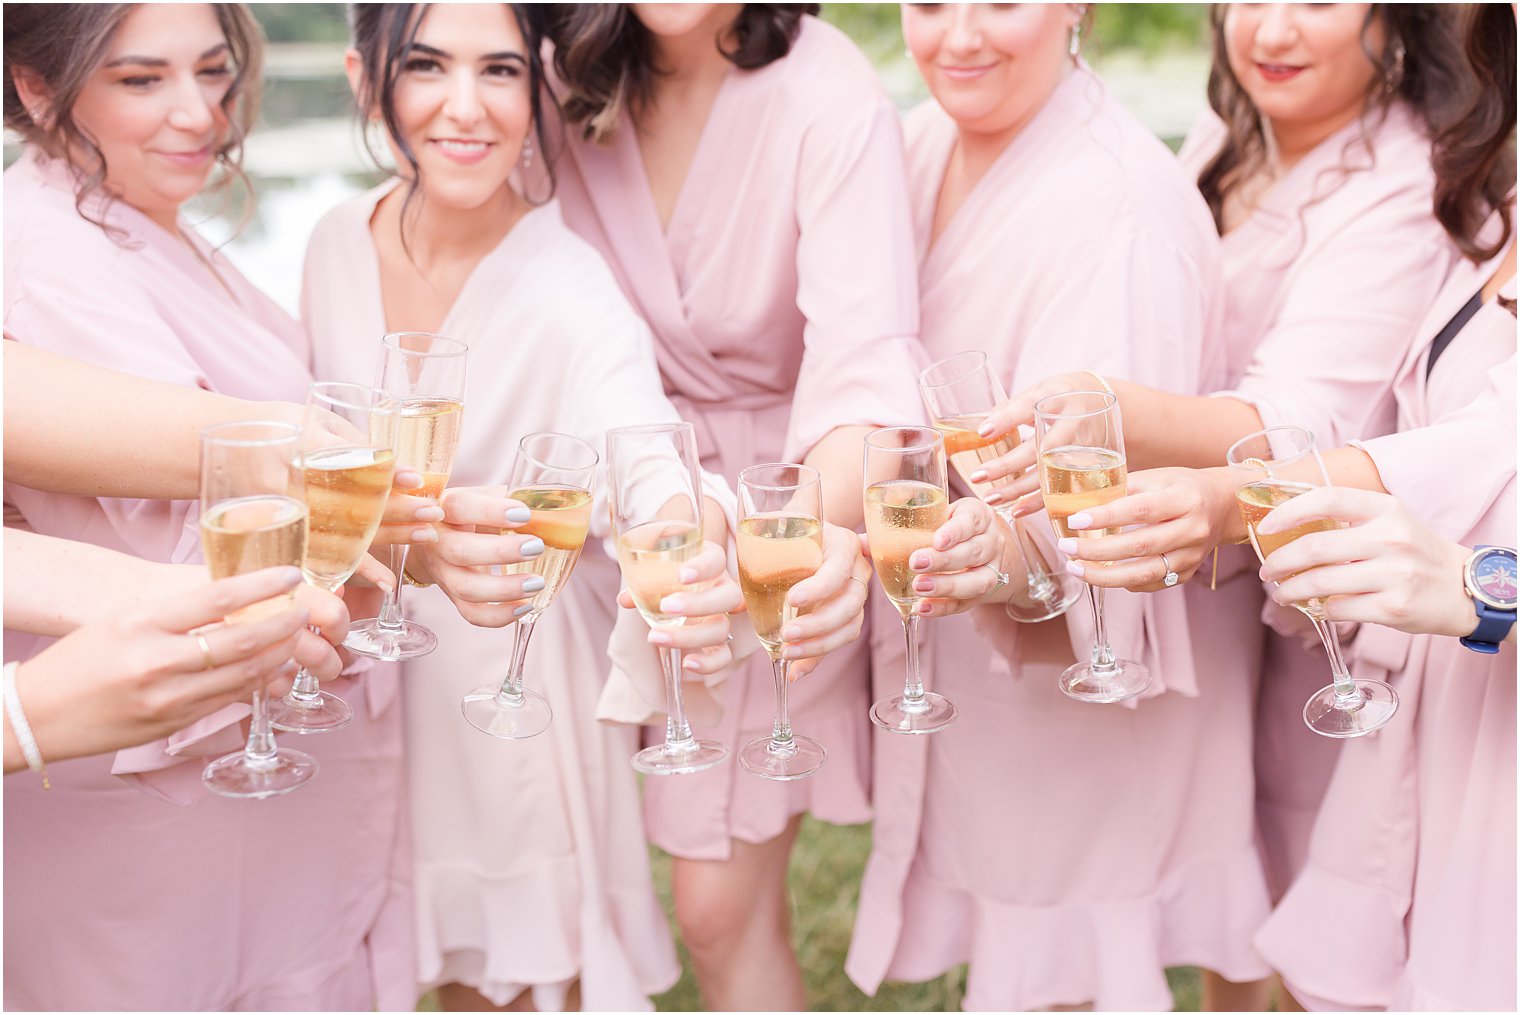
left=1085, top=370, right=1116, bottom=399
left=3, top=661, right=50, bottom=789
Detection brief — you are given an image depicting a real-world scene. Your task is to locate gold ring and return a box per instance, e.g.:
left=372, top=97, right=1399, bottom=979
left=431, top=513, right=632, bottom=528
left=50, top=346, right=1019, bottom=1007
left=194, top=632, right=216, bottom=670
left=849, top=575, right=871, bottom=594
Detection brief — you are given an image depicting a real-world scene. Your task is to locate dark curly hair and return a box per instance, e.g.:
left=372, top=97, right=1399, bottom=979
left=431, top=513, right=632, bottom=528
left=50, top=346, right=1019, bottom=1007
left=539, top=4, right=819, bottom=143
left=2, top=3, right=263, bottom=238
left=1197, top=5, right=1469, bottom=234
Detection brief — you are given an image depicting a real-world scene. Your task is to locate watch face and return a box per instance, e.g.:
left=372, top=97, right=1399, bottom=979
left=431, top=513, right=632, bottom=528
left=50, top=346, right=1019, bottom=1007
left=1472, top=548, right=1519, bottom=609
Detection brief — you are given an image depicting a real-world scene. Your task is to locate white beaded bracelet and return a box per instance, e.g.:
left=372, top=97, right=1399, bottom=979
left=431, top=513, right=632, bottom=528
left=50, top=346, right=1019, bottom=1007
left=3, top=661, right=50, bottom=789
left=1085, top=370, right=1116, bottom=399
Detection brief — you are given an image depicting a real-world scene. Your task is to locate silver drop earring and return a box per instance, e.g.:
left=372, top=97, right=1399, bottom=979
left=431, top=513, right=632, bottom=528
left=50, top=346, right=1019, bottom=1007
left=521, top=136, right=534, bottom=169
left=1069, top=6, right=1087, bottom=59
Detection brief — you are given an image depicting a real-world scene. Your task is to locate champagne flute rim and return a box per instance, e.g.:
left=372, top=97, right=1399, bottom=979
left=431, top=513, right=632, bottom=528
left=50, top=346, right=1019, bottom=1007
left=738, top=462, right=820, bottom=491
left=606, top=421, right=696, bottom=439
left=199, top=419, right=301, bottom=447
left=308, top=381, right=398, bottom=415
left=917, top=349, right=990, bottom=391
left=1033, top=389, right=1117, bottom=421
left=864, top=425, right=943, bottom=453
left=1224, top=424, right=1316, bottom=468
left=517, top=430, right=600, bottom=474
left=380, top=331, right=469, bottom=358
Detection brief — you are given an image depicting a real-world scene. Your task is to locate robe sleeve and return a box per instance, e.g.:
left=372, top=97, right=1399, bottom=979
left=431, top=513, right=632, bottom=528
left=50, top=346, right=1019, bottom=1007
left=784, top=94, right=928, bottom=462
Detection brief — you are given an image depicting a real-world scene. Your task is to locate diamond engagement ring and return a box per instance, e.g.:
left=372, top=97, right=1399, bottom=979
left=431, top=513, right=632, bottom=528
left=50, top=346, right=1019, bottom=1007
left=984, top=563, right=1010, bottom=590
left=1160, top=553, right=1180, bottom=588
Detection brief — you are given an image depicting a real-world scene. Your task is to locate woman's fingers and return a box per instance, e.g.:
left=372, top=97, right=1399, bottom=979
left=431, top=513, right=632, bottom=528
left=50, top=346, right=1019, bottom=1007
left=675, top=540, right=729, bottom=585
left=648, top=611, right=732, bottom=653
left=350, top=552, right=396, bottom=593
left=293, top=585, right=350, bottom=647
left=153, top=566, right=302, bottom=634
left=291, top=628, right=344, bottom=681
left=432, top=524, right=544, bottom=568
left=1255, top=485, right=1382, bottom=535
left=189, top=600, right=308, bottom=674
left=658, top=578, right=744, bottom=620
left=439, top=487, right=532, bottom=530
left=786, top=524, right=857, bottom=609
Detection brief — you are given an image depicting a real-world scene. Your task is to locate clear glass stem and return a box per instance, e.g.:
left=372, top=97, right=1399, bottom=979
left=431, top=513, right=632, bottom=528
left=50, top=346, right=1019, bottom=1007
left=378, top=543, right=410, bottom=630
left=286, top=623, right=323, bottom=704
left=999, top=507, right=1058, bottom=603
left=1308, top=612, right=1362, bottom=708
left=245, top=687, right=278, bottom=769
left=768, top=656, right=795, bottom=753
left=497, top=612, right=540, bottom=703
left=1086, top=584, right=1118, bottom=674
left=659, top=645, right=696, bottom=751
left=900, top=612, right=927, bottom=711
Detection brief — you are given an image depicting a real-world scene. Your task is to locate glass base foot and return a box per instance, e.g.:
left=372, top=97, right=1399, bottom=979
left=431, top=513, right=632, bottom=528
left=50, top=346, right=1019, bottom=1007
left=202, top=748, right=317, bottom=799
left=1059, top=659, right=1151, bottom=704
left=461, top=685, right=553, bottom=740
left=870, top=692, right=957, bottom=735
left=269, top=691, right=353, bottom=734
left=344, top=619, right=437, bottom=661
left=1304, top=679, right=1399, bottom=738
left=739, top=734, right=826, bottom=781
left=632, top=738, right=728, bottom=776
left=1006, top=572, right=1085, bottom=623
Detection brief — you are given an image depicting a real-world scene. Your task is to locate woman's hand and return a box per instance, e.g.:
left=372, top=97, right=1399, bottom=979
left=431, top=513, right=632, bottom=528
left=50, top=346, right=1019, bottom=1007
left=9, top=567, right=312, bottom=769
left=867, top=496, right=1004, bottom=619
left=966, top=371, right=1099, bottom=508
left=290, top=583, right=351, bottom=680
left=370, top=469, right=441, bottom=549
left=1057, top=467, right=1239, bottom=592
left=408, top=486, right=545, bottom=627
left=778, top=522, right=873, bottom=679
left=623, top=540, right=743, bottom=677
left=1258, top=486, right=1479, bottom=637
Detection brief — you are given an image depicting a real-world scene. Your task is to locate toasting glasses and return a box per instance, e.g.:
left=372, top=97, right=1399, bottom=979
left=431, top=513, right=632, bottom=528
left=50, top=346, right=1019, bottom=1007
left=462, top=432, right=598, bottom=739
left=198, top=421, right=315, bottom=798
left=270, top=383, right=398, bottom=733
left=1033, top=391, right=1151, bottom=703
left=920, top=350, right=1082, bottom=623
left=1227, top=426, right=1399, bottom=737
left=606, top=422, right=728, bottom=775
left=862, top=426, right=957, bottom=734
left=735, top=464, right=828, bottom=780
left=345, top=332, right=468, bottom=661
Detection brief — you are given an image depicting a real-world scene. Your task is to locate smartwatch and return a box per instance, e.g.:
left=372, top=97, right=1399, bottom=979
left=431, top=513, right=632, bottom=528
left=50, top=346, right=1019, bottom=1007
left=1460, top=545, right=1517, bottom=654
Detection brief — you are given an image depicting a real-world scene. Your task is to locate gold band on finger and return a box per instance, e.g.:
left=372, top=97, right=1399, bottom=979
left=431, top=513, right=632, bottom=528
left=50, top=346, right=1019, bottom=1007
left=194, top=632, right=216, bottom=671
left=849, top=575, right=871, bottom=594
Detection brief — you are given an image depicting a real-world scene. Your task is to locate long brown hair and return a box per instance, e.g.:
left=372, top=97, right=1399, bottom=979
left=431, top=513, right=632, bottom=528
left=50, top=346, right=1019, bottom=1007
left=1431, top=3, right=1516, bottom=263
left=1197, top=4, right=1468, bottom=233
left=540, top=4, right=819, bottom=143
left=2, top=3, right=263, bottom=235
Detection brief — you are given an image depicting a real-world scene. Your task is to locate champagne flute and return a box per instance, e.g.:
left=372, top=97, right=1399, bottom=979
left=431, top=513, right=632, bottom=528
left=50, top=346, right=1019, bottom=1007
left=1033, top=391, right=1151, bottom=703
left=606, top=422, right=728, bottom=775
left=736, top=463, right=828, bottom=780
left=461, top=432, right=597, bottom=739
left=270, top=383, right=398, bottom=733
left=1227, top=425, right=1399, bottom=738
left=198, top=421, right=316, bottom=798
left=345, top=331, right=468, bottom=661
left=863, top=426, right=958, bottom=734
left=919, top=350, right=1083, bottom=623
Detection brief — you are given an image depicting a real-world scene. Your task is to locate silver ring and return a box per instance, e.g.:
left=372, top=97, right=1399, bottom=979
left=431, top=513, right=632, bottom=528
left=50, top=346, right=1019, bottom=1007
left=1160, top=553, right=1180, bottom=588
left=194, top=632, right=216, bottom=670
left=984, top=563, right=1010, bottom=590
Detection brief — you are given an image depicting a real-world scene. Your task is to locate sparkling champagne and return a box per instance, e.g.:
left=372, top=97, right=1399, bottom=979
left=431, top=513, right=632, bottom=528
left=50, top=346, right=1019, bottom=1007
left=201, top=495, right=308, bottom=584
left=379, top=397, right=463, bottom=500
left=935, top=412, right=1018, bottom=499
left=1039, top=446, right=1128, bottom=539
left=503, top=485, right=592, bottom=613
left=864, top=480, right=949, bottom=617
left=616, top=519, right=704, bottom=627
left=1236, top=481, right=1340, bottom=611
left=300, top=446, right=395, bottom=589
left=737, top=514, right=824, bottom=659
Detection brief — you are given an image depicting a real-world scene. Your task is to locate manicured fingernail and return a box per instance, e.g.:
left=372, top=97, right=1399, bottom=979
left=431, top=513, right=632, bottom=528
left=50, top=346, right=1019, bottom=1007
left=513, top=604, right=533, bottom=617
left=911, top=552, right=931, bottom=571
left=506, top=506, right=532, bottom=524
left=1068, top=512, right=1093, bottom=530
left=914, top=577, right=935, bottom=593
left=660, top=595, right=686, bottom=613
left=522, top=576, right=546, bottom=593
left=782, top=625, right=803, bottom=641
left=917, top=601, right=934, bottom=615
left=415, top=505, right=445, bottom=522
left=976, top=420, right=995, bottom=437
left=648, top=630, right=673, bottom=646
left=984, top=490, right=1004, bottom=505
left=968, top=469, right=988, bottom=484
left=1058, top=537, right=1078, bottom=555
left=782, top=645, right=803, bottom=659
left=678, top=566, right=698, bottom=584
left=411, top=527, right=437, bottom=543
left=519, top=537, right=545, bottom=557
left=1065, top=560, right=1085, bottom=578
left=275, top=566, right=302, bottom=584
left=682, top=656, right=704, bottom=671
left=396, top=470, right=424, bottom=489
left=279, top=661, right=300, bottom=679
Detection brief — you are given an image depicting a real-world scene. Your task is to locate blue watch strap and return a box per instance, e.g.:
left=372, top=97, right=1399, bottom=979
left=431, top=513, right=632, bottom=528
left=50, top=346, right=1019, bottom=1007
left=1461, top=599, right=1515, bottom=654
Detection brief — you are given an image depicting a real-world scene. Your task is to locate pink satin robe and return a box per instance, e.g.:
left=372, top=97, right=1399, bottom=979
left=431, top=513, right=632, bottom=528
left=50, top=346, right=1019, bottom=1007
left=845, top=67, right=1273, bottom=1012
left=552, top=16, right=926, bottom=859
left=1256, top=231, right=1516, bottom=1012
left=1180, top=102, right=1461, bottom=902
left=1, top=151, right=413, bottom=1011
left=303, top=186, right=691, bottom=1010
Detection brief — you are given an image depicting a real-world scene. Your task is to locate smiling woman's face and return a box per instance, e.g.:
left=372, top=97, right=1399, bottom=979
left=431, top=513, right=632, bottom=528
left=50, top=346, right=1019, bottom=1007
left=1223, top=3, right=1381, bottom=134
left=901, top=3, right=1078, bottom=140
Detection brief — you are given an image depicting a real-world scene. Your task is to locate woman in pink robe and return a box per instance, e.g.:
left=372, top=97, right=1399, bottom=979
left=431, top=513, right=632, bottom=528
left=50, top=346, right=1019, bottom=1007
left=846, top=7, right=1271, bottom=1010
left=2, top=5, right=412, bottom=1009
left=543, top=5, right=927, bottom=1006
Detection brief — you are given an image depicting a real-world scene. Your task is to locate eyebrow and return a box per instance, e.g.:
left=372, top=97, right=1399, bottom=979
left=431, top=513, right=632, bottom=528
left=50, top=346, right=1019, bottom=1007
left=105, top=43, right=228, bottom=68
left=408, top=42, right=526, bottom=63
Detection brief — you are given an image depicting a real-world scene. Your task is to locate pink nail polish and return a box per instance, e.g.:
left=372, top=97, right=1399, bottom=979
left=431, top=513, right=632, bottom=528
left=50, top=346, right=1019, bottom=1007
left=1057, top=537, right=1078, bottom=555
left=1065, top=560, right=1084, bottom=578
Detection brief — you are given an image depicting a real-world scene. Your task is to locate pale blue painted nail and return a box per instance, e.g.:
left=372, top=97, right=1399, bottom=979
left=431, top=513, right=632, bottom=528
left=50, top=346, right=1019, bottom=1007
left=520, top=537, right=545, bottom=557
left=506, top=506, right=532, bottom=523
left=522, top=575, right=546, bottom=593
left=513, top=604, right=533, bottom=617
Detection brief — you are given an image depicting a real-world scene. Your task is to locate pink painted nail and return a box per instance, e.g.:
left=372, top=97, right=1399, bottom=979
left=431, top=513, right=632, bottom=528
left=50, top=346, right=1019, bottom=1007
left=1057, top=537, right=1078, bottom=555
left=1065, top=560, right=1085, bottom=578
left=1068, top=512, right=1094, bottom=530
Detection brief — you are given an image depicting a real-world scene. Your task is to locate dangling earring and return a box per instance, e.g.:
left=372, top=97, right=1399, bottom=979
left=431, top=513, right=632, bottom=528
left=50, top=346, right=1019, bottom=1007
left=520, top=136, right=534, bottom=169
left=1069, top=5, right=1087, bottom=59
left=1384, top=37, right=1407, bottom=95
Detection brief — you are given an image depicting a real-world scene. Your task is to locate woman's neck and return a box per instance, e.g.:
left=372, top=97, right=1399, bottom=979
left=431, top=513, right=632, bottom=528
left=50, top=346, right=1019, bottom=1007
left=380, top=180, right=527, bottom=272
left=646, top=7, right=741, bottom=90
left=1264, top=100, right=1371, bottom=175
left=950, top=62, right=1073, bottom=193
